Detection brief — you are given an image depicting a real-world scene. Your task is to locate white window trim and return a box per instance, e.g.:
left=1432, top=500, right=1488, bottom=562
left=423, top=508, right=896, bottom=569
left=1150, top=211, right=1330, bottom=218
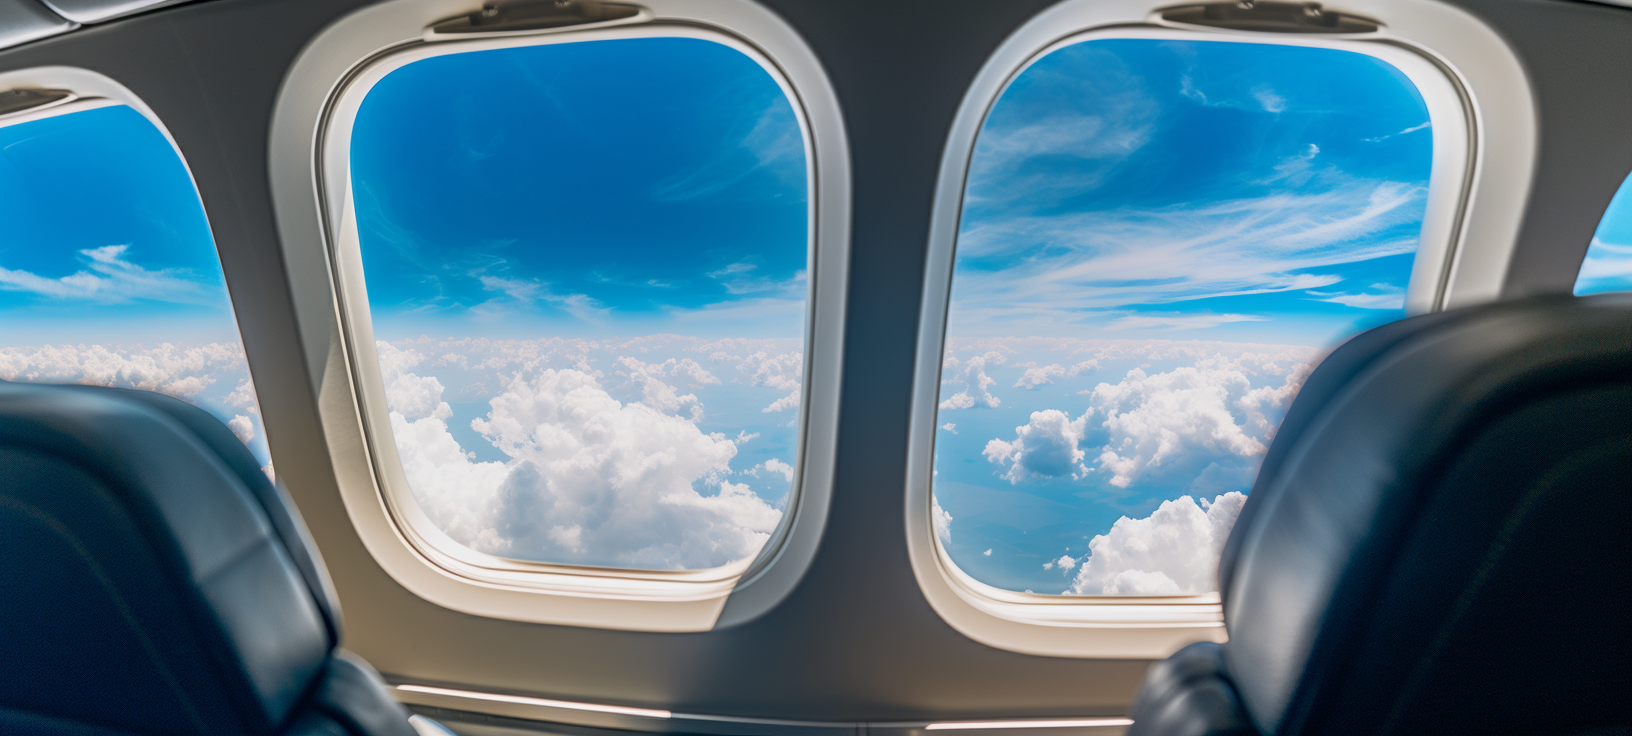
left=268, top=0, right=849, bottom=632
left=905, top=0, right=1536, bottom=658
left=0, top=67, right=185, bottom=158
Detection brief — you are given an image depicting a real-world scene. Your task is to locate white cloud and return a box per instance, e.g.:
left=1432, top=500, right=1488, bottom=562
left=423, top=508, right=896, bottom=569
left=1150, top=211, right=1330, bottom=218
left=983, top=409, right=1090, bottom=483
left=1307, top=283, right=1406, bottom=309
left=0, top=341, right=244, bottom=398
left=475, top=275, right=610, bottom=322
left=960, top=343, right=1312, bottom=497
left=1105, top=313, right=1269, bottom=331
left=1067, top=359, right=1100, bottom=377
left=966, top=58, right=1158, bottom=210
left=615, top=356, right=704, bottom=421
left=1253, top=88, right=1286, bottom=113
left=933, top=496, right=953, bottom=546
left=618, top=356, right=720, bottom=385
left=0, top=341, right=268, bottom=471
left=227, top=377, right=260, bottom=414
left=1363, top=120, right=1431, bottom=143
left=940, top=423, right=957, bottom=433
left=1084, top=357, right=1307, bottom=487
left=0, top=245, right=213, bottom=304
left=375, top=341, right=783, bottom=569
left=746, top=457, right=795, bottom=482
left=1044, top=554, right=1078, bottom=572
left=1014, top=363, right=1066, bottom=389
left=1067, top=492, right=1246, bottom=595
left=737, top=350, right=803, bottom=413
left=651, top=96, right=805, bottom=202
left=940, top=351, right=1004, bottom=409
left=950, top=179, right=1426, bottom=331
left=983, top=548, right=992, bottom=556
left=228, top=414, right=255, bottom=444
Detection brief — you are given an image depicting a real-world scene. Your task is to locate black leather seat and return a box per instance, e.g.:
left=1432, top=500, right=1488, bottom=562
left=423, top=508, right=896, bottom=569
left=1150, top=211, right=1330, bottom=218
left=0, top=381, right=449, bottom=736
left=1129, top=293, right=1632, bottom=736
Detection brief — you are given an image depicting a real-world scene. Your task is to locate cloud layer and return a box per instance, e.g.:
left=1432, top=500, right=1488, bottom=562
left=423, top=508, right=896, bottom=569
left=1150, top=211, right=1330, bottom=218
left=0, top=341, right=270, bottom=475
left=933, top=338, right=1313, bottom=594
left=374, top=336, right=801, bottom=570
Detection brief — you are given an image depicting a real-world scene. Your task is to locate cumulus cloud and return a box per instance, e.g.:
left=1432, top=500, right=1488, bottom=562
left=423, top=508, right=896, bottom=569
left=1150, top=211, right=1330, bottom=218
left=0, top=341, right=244, bottom=397
left=1014, top=363, right=1066, bottom=389
left=940, top=351, right=1004, bottom=409
left=377, top=341, right=784, bottom=569
left=615, top=356, right=704, bottom=421
left=1068, top=360, right=1100, bottom=377
left=1068, top=492, right=1246, bottom=595
left=746, top=457, right=795, bottom=482
left=963, top=343, right=1313, bottom=506
left=933, top=496, right=953, bottom=546
left=940, top=423, right=957, bottom=433
left=228, top=414, right=255, bottom=444
left=1084, top=357, right=1307, bottom=487
left=737, top=350, right=803, bottom=413
left=1043, top=554, right=1077, bottom=571
left=984, top=409, right=1090, bottom=483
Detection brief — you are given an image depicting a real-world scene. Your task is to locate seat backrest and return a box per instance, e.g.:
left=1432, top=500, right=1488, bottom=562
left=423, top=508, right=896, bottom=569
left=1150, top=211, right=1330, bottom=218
left=1211, top=293, right=1632, bottom=735
left=0, top=381, right=417, bottom=736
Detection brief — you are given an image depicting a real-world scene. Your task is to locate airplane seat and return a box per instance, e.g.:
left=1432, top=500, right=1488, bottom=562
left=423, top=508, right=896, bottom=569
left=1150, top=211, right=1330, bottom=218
left=1128, top=293, right=1632, bottom=736
left=0, top=381, right=450, bottom=736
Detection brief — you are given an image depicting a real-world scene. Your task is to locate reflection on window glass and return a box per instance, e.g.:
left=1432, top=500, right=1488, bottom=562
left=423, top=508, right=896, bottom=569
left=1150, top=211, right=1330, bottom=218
left=934, top=40, right=1433, bottom=595
left=0, top=104, right=269, bottom=474
left=351, top=38, right=808, bottom=571
left=1573, top=172, right=1632, bottom=295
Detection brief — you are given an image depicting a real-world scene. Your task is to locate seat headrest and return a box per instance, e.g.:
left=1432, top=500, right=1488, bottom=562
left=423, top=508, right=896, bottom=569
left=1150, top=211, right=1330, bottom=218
left=1218, top=293, right=1632, bottom=735
left=0, top=381, right=335, bottom=735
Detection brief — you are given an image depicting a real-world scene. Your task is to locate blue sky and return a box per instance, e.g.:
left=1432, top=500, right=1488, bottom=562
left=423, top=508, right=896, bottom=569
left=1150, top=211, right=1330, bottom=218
left=935, top=39, right=1433, bottom=594
left=951, top=39, right=1430, bottom=346
left=350, top=37, right=809, bottom=569
left=0, top=105, right=241, bottom=344
left=1574, top=171, right=1632, bottom=295
left=352, top=37, right=807, bottom=342
left=0, top=104, right=268, bottom=468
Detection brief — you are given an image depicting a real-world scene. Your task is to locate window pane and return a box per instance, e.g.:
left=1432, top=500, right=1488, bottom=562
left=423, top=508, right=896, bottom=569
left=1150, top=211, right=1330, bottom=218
left=1573, top=172, right=1632, bottom=295
left=934, top=39, right=1434, bottom=595
left=350, top=37, right=808, bottom=571
left=0, top=104, right=269, bottom=474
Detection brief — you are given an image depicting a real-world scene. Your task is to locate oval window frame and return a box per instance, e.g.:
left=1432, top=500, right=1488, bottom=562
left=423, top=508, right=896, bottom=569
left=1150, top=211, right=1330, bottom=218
left=269, top=0, right=849, bottom=632
left=904, top=0, right=1535, bottom=658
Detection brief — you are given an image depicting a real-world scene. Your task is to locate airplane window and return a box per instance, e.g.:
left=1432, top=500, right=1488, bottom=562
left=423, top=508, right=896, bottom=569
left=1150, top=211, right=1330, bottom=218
left=933, top=39, right=1433, bottom=595
left=1573, top=171, right=1632, bottom=296
left=348, top=37, right=808, bottom=571
left=0, top=103, right=270, bottom=475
